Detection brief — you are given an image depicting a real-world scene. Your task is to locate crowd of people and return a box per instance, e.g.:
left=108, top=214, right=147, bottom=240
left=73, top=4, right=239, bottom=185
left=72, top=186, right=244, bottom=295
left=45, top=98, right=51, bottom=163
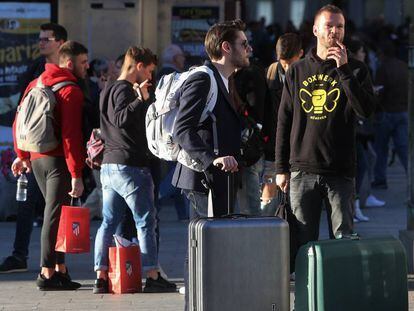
left=0, top=4, right=408, bottom=309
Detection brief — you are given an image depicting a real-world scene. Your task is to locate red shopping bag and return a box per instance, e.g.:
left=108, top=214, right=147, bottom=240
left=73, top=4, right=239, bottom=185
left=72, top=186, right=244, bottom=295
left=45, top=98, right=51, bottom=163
left=108, top=245, right=142, bottom=294
left=55, top=198, right=90, bottom=253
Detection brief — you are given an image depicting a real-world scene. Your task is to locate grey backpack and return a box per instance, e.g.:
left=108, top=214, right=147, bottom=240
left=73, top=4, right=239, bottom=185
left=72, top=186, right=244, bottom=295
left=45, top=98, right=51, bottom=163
left=15, top=77, right=76, bottom=153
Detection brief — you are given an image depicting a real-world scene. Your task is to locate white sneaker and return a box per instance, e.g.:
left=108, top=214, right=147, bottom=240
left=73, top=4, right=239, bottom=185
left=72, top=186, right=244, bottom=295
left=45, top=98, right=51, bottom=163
left=365, top=194, right=385, bottom=207
left=354, top=199, right=369, bottom=222
left=179, top=286, right=185, bottom=295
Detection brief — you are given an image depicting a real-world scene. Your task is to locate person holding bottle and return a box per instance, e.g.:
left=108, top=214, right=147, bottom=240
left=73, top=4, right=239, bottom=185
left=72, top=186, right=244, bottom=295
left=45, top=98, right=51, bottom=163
left=12, top=41, right=88, bottom=290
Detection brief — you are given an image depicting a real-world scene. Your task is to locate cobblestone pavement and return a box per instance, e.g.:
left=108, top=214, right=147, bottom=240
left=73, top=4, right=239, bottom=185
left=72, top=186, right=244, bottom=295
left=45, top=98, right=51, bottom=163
left=0, top=162, right=412, bottom=310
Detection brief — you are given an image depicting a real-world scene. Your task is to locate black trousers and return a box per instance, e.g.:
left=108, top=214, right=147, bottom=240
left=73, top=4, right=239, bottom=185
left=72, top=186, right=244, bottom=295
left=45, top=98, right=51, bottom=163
left=32, top=156, right=71, bottom=268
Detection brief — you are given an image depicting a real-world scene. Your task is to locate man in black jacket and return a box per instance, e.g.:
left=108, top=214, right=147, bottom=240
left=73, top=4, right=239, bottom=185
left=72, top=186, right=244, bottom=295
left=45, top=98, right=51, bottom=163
left=275, top=5, right=376, bottom=249
left=172, top=20, right=251, bottom=309
left=172, top=19, right=251, bottom=217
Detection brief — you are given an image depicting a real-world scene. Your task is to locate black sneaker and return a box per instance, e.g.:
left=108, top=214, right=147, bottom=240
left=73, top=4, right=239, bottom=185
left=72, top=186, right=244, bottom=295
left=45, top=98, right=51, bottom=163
left=0, top=256, right=27, bottom=273
left=93, top=278, right=109, bottom=294
left=55, top=268, right=81, bottom=288
left=36, top=272, right=81, bottom=291
left=143, top=272, right=177, bottom=293
left=55, top=267, right=73, bottom=281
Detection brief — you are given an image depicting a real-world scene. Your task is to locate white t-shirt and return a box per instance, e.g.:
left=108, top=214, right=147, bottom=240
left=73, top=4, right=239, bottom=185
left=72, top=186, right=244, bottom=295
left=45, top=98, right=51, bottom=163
left=219, top=72, right=229, bottom=93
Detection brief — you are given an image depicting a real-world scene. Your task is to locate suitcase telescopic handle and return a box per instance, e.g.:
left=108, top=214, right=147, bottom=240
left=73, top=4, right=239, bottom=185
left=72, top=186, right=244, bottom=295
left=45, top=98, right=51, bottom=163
left=227, top=172, right=234, bottom=215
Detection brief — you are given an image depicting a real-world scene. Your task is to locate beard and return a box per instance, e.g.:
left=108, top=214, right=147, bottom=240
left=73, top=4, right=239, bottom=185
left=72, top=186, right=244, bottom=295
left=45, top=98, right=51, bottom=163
left=231, top=53, right=250, bottom=69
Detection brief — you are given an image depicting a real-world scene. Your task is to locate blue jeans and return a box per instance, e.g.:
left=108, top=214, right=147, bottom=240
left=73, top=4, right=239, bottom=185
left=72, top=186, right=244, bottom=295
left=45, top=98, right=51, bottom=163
left=94, top=164, right=158, bottom=272
left=373, top=111, right=408, bottom=183
left=237, top=157, right=263, bottom=215
left=289, top=171, right=354, bottom=247
left=159, top=162, right=189, bottom=220
left=355, top=140, right=368, bottom=195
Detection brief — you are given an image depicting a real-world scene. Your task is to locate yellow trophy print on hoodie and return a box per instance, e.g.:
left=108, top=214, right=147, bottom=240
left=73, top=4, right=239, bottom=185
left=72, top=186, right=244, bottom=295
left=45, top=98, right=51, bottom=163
left=299, top=74, right=340, bottom=120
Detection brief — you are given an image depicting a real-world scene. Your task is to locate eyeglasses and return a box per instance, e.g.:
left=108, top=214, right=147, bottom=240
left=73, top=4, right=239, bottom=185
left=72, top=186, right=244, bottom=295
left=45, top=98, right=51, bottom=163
left=38, top=37, right=56, bottom=43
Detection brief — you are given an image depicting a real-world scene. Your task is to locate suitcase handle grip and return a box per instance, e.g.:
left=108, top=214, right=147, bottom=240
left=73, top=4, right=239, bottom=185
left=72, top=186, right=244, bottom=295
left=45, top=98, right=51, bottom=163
left=70, top=197, right=82, bottom=207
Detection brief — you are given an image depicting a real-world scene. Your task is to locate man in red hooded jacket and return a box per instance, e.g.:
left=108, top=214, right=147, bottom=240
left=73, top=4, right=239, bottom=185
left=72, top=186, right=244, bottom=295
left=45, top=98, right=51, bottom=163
left=11, top=41, right=88, bottom=290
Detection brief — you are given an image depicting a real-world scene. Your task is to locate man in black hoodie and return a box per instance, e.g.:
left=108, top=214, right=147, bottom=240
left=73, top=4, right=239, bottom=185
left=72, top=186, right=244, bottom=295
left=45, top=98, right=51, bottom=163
left=275, top=5, right=376, bottom=249
left=93, top=47, right=176, bottom=294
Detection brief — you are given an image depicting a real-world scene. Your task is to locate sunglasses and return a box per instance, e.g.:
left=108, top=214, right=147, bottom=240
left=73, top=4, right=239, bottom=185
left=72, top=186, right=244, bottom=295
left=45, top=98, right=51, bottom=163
left=238, top=40, right=250, bottom=49
left=38, top=37, right=56, bottom=43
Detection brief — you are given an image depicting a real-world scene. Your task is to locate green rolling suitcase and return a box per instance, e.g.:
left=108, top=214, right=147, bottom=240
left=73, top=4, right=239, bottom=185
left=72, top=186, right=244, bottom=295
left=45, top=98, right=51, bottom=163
left=295, top=236, right=408, bottom=311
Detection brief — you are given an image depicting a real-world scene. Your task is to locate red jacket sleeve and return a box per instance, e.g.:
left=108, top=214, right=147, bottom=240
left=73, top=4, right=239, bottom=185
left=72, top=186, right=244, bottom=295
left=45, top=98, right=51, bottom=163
left=12, top=80, right=36, bottom=160
left=56, top=85, right=85, bottom=178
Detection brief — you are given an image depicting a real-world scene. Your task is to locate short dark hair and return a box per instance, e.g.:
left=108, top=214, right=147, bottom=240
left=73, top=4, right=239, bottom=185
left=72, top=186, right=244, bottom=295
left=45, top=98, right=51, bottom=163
left=40, top=22, right=68, bottom=41
left=347, top=39, right=364, bottom=55
left=204, top=19, right=246, bottom=60
left=314, top=4, right=344, bottom=23
left=121, top=46, right=157, bottom=73
left=89, top=58, right=109, bottom=77
left=58, top=41, right=88, bottom=61
left=276, top=33, right=302, bottom=60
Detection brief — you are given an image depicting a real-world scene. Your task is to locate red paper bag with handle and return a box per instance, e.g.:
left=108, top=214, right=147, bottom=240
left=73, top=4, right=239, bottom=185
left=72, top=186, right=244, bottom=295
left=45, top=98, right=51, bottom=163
left=55, top=197, right=90, bottom=253
left=108, top=244, right=142, bottom=294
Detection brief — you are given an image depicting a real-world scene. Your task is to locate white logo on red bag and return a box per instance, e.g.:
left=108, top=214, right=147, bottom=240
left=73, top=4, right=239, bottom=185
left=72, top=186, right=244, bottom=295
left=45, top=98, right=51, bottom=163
left=126, top=261, right=133, bottom=277
left=72, top=222, right=80, bottom=237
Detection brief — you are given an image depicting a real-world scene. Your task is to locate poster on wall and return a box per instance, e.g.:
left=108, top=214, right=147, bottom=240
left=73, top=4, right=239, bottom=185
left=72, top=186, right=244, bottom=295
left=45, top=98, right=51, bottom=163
left=0, top=2, right=51, bottom=130
left=171, top=6, right=220, bottom=65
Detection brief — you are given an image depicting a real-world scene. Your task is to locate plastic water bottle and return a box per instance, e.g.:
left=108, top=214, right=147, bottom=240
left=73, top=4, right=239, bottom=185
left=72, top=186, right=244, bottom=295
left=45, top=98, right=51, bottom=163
left=16, top=172, right=28, bottom=202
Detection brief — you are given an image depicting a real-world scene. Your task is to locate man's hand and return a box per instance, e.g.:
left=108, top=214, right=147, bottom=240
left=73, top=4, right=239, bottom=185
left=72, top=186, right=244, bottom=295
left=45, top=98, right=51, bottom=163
left=68, top=178, right=84, bottom=198
left=213, top=156, right=238, bottom=172
left=276, top=173, right=290, bottom=193
left=327, top=41, right=348, bottom=68
left=11, top=158, right=31, bottom=176
left=261, top=177, right=278, bottom=202
left=134, top=79, right=152, bottom=101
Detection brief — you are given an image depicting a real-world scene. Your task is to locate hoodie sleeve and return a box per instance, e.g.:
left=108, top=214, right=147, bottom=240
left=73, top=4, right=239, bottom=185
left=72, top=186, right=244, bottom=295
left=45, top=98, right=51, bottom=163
left=336, top=61, right=376, bottom=118
left=275, top=71, right=294, bottom=174
left=58, top=85, right=85, bottom=178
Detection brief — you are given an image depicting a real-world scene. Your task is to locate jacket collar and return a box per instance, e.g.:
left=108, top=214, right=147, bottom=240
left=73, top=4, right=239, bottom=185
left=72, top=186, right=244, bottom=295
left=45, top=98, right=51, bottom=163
left=204, top=60, right=235, bottom=112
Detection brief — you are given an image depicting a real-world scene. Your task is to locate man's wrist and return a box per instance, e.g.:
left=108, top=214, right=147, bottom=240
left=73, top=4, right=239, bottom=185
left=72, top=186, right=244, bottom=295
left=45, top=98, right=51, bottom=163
left=263, top=175, right=276, bottom=184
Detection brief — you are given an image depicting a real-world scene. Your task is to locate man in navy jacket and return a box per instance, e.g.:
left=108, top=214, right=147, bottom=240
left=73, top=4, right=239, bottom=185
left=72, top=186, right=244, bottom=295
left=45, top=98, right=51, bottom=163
left=171, top=20, right=251, bottom=309
left=172, top=19, right=251, bottom=217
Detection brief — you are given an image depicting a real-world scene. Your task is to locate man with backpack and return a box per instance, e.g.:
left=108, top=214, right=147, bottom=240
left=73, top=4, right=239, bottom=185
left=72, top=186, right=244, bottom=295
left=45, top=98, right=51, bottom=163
left=261, top=32, right=303, bottom=216
left=11, top=41, right=88, bottom=290
left=170, top=19, right=251, bottom=310
left=0, top=23, right=67, bottom=274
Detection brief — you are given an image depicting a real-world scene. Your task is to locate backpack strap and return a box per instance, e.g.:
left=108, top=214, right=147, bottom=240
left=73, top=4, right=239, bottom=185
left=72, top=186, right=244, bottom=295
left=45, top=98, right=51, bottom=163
left=51, top=81, right=77, bottom=93
left=206, top=110, right=219, bottom=156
